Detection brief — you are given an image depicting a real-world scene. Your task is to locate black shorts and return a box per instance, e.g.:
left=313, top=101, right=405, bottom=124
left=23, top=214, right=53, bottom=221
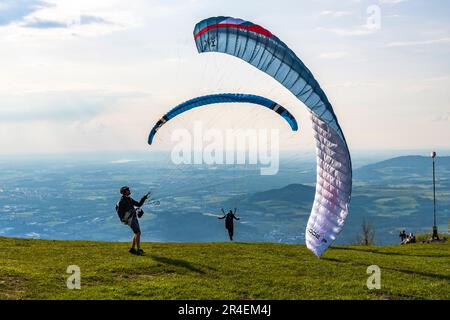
left=129, top=214, right=141, bottom=234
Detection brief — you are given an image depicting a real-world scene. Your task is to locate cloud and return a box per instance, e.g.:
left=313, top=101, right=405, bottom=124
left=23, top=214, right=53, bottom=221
left=0, top=90, right=143, bottom=123
left=1, top=1, right=128, bottom=37
left=23, top=19, right=66, bottom=29
left=71, top=119, right=106, bottom=134
left=431, top=112, right=450, bottom=123
left=319, top=26, right=376, bottom=37
left=379, top=0, right=407, bottom=4
left=0, top=0, right=51, bottom=26
left=22, top=14, right=112, bottom=29
left=323, top=81, right=385, bottom=89
left=387, top=37, right=450, bottom=47
left=320, top=10, right=352, bottom=18
left=319, top=51, right=350, bottom=60
left=110, top=159, right=140, bottom=164
left=423, top=75, right=449, bottom=82
left=79, top=14, right=111, bottom=25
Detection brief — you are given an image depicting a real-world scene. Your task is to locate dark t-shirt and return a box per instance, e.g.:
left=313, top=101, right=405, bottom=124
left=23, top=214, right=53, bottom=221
left=116, top=196, right=146, bottom=221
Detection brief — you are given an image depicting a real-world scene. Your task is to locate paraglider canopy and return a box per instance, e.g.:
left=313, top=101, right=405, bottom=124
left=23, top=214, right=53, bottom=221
left=148, top=93, right=298, bottom=145
left=194, top=16, right=352, bottom=257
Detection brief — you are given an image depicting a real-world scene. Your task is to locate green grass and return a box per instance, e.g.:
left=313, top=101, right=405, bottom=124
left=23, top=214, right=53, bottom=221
left=0, top=237, right=448, bottom=300
left=415, top=233, right=448, bottom=243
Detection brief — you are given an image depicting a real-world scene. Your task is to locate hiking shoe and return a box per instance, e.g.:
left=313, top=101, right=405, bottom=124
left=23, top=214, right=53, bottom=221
left=136, top=248, right=145, bottom=255
left=129, top=248, right=137, bottom=255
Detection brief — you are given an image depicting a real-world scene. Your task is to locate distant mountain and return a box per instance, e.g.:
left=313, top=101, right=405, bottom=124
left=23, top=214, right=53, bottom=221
left=354, top=155, right=450, bottom=184
left=361, top=155, right=446, bottom=167
left=246, top=183, right=314, bottom=203
left=225, top=183, right=315, bottom=214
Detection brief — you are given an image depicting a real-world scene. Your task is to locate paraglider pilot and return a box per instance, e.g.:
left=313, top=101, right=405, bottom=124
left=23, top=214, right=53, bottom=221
left=116, top=186, right=149, bottom=255
left=218, top=208, right=240, bottom=241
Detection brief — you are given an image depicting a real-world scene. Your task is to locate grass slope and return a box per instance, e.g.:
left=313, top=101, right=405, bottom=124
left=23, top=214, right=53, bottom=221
left=0, top=237, right=448, bottom=300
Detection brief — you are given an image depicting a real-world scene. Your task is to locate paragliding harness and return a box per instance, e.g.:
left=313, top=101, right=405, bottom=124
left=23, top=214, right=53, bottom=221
left=115, top=203, right=133, bottom=226
left=115, top=197, right=145, bottom=226
left=225, top=215, right=234, bottom=230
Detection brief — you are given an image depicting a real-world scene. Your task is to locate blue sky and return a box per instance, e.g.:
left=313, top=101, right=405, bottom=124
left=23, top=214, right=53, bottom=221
left=0, top=0, right=449, bottom=155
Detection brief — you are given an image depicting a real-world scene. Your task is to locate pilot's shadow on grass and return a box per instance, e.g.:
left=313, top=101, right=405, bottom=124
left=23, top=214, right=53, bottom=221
left=322, top=256, right=450, bottom=282
left=150, top=255, right=206, bottom=274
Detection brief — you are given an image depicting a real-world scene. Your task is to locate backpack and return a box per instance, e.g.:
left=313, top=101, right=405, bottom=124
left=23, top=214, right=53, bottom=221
left=116, top=198, right=135, bottom=224
left=115, top=201, right=124, bottom=220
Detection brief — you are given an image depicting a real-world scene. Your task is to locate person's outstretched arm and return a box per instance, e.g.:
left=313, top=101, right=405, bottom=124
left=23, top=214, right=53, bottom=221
left=132, top=193, right=149, bottom=207
left=218, top=209, right=226, bottom=219
left=233, top=214, right=240, bottom=220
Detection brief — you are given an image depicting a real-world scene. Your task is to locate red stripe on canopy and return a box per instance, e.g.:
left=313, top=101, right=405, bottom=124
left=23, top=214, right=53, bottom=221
left=194, top=23, right=273, bottom=40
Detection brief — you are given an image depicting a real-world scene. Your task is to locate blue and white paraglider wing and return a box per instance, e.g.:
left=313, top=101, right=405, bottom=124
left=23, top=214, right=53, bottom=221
left=148, top=93, right=298, bottom=145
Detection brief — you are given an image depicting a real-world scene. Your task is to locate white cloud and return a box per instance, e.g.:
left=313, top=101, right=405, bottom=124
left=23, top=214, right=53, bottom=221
left=1, top=0, right=140, bottom=38
left=431, top=112, right=450, bottom=123
left=323, top=81, right=385, bottom=89
left=379, top=0, right=407, bottom=4
left=387, top=37, right=450, bottom=47
left=319, top=51, right=350, bottom=60
left=110, top=159, right=140, bottom=164
left=424, top=76, right=449, bottom=82
left=319, top=25, right=376, bottom=37
left=320, top=10, right=352, bottom=18
left=71, top=119, right=106, bottom=134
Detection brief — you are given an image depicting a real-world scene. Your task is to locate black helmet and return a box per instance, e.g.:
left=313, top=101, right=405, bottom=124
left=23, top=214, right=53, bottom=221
left=120, top=186, right=130, bottom=195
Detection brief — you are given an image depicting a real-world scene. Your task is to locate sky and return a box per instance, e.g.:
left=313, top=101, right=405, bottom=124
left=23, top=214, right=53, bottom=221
left=0, top=0, right=449, bottom=155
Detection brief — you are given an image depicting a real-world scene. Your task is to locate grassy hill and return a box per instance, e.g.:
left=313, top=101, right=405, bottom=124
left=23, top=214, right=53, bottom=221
left=0, top=237, right=448, bottom=300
